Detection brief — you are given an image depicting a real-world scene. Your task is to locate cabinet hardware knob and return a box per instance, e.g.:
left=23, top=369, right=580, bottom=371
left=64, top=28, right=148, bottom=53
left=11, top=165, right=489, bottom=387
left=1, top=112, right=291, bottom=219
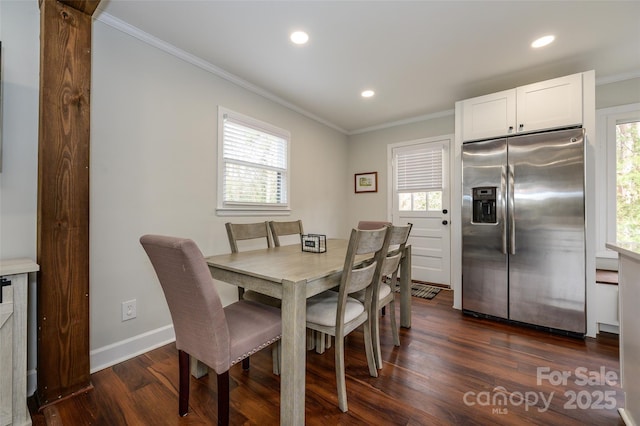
left=442, top=220, right=448, bottom=225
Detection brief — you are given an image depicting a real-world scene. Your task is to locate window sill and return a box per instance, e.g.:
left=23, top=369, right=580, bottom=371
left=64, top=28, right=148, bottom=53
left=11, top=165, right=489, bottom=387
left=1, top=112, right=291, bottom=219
left=216, top=207, right=291, bottom=217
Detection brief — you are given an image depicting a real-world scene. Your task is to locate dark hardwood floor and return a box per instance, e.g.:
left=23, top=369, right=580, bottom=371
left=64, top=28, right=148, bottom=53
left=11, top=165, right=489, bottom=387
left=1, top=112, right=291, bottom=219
left=29, top=289, right=624, bottom=425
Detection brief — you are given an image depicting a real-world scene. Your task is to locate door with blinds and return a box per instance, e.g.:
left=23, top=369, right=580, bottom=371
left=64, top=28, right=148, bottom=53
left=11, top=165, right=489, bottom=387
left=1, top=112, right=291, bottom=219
left=392, top=137, right=451, bottom=286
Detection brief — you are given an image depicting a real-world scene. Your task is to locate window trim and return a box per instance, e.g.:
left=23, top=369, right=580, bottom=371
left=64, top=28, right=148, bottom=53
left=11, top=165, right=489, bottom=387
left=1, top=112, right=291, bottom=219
left=216, top=106, right=291, bottom=216
left=595, top=102, right=640, bottom=259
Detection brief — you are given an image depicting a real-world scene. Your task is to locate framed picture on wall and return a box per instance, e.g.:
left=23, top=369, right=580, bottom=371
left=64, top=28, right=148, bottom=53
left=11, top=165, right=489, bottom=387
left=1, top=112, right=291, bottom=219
left=354, top=171, right=378, bottom=193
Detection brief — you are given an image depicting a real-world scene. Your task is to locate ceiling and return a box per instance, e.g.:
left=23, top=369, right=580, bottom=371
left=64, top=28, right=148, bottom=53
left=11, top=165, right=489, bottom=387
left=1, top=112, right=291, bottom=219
left=94, top=1, right=640, bottom=134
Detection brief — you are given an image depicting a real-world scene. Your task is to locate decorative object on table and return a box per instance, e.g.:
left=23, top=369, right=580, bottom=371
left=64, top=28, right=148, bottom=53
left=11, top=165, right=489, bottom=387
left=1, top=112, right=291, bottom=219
left=393, top=280, right=441, bottom=300
left=354, top=171, right=378, bottom=193
left=301, top=234, right=327, bottom=253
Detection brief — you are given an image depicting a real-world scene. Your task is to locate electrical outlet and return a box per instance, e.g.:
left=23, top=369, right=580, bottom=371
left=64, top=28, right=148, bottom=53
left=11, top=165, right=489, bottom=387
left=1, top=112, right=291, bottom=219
left=122, top=299, right=137, bottom=321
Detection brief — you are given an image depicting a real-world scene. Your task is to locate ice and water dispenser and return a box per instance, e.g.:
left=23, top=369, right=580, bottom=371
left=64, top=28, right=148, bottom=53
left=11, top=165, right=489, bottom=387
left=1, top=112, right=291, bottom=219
left=472, top=187, right=497, bottom=224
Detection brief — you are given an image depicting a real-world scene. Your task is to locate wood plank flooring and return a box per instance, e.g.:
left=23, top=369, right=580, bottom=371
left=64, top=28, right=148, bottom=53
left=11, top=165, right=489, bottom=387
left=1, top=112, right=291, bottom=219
left=29, top=289, right=624, bottom=425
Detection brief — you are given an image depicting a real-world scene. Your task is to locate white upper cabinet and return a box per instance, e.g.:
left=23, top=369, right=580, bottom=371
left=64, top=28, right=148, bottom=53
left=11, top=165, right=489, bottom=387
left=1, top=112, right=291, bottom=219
left=460, top=73, right=583, bottom=141
left=462, top=89, right=516, bottom=141
left=516, top=73, right=583, bottom=133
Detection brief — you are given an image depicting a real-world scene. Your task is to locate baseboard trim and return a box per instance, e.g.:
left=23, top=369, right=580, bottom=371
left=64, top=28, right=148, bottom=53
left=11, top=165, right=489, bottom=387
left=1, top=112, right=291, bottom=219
left=27, top=369, right=37, bottom=397
left=90, top=324, right=176, bottom=374
left=598, top=323, right=620, bottom=335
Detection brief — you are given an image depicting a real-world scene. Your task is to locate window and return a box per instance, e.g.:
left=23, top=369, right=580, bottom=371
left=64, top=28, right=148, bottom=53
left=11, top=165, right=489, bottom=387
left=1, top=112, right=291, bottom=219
left=396, top=144, right=444, bottom=212
left=616, top=120, right=640, bottom=243
left=217, top=107, right=290, bottom=215
left=596, top=103, right=640, bottom=258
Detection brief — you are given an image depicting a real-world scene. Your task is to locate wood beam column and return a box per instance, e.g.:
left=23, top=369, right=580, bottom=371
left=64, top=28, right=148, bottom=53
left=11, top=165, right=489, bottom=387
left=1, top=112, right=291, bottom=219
left=36, top=0, right=99, bottom=408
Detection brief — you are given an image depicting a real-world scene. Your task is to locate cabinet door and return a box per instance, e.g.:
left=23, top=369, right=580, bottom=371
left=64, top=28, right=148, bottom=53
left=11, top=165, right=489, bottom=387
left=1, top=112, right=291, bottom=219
left=461, top=89, right=516, bottom=142
left=516, top=73, right=582, bottom=133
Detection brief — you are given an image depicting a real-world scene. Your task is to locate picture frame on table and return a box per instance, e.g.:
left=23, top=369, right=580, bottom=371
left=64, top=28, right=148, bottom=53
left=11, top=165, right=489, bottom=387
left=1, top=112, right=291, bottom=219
left=354, top=171, right=378, bottom=193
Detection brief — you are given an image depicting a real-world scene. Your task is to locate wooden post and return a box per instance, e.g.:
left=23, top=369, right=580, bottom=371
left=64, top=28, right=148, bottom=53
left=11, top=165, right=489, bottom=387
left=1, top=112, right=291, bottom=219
left=36, top=0, right=99, bottom=407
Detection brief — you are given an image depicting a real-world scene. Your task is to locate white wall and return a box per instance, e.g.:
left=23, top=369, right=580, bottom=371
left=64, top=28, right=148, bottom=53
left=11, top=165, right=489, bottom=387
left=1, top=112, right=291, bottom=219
left=0, top=0, right=41, bottom=396
left=89, top=20, right=349, bottom=369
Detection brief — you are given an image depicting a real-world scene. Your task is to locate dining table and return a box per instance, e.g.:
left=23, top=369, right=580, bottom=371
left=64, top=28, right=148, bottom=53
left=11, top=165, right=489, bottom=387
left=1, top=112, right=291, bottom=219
left=203, top=238, right=412, bottom=425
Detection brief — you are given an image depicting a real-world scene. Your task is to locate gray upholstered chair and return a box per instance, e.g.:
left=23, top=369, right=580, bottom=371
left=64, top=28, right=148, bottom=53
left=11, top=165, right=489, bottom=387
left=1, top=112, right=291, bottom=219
left=139, top=235, right=281, bottom=425
left=305, top=226, right=391, bottom=412
left=356, top=224, right=412, bottom=370
left=269, top=220, right=304, bottom=247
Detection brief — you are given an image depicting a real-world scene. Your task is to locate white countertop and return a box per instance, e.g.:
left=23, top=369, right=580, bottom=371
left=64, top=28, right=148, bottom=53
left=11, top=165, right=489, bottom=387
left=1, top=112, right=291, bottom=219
left=0, top=258, right=39, bottom=276
left=606, top=242, right=640, bottom=262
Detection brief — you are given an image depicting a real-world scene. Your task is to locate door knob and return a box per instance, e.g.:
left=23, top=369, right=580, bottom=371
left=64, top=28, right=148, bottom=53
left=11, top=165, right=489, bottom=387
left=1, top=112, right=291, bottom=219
left=442, top=220, right=448, bottom=225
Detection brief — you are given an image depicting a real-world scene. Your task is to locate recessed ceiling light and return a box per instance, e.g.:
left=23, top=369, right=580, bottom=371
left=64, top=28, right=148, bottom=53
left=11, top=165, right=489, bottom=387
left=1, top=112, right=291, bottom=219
left=531, top=35, right=555, bottom=48
left=361, top=90, right=375, bottom=98
left=290, top=31, right=309, bottom=45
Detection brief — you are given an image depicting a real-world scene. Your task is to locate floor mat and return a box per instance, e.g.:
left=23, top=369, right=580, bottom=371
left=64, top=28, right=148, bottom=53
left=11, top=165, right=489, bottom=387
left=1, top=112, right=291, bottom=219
left=394, top=282, right=442, bottom=300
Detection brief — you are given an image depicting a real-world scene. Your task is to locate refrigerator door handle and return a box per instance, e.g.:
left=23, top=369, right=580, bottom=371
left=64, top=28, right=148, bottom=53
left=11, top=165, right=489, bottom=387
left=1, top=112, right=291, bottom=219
left=508, top=164, right=516, bottom=255
left=501, top=165, right=508, bottom=255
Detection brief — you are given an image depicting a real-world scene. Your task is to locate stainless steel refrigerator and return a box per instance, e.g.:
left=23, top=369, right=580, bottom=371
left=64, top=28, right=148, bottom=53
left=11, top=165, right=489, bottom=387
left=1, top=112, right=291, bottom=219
left=461, top=127, right=586, bottom=335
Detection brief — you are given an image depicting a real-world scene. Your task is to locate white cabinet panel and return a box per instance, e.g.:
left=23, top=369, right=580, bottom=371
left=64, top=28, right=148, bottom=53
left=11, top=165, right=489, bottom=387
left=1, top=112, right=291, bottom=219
left=595, top=283, right=619, bottom=327
left=516, top=73, right=582, bottom=133
left=461, top=89, right=516, bottom=142
left=0, top=259, right=38, bottom=426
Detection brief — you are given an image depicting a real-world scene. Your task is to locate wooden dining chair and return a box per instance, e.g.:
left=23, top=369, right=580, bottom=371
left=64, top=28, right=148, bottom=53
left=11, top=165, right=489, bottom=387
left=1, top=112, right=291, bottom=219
left=357, top=224, right=412, bottom=370
left=139, top=235, right=282, bottom=425
left=357, top=220, right=391, bottom=230
left=305, top=226, right=391, bottom=412
left=268, top=220, right=304, bottom=247
left=268, top=219, right=319, bottom=352
left=225, top=221, right=281, bottom=372
left=313, top=221, right=391, bottom=355
left=225, top=221, right=273, bottom=303
left=225, top=221, right=272, bottom=253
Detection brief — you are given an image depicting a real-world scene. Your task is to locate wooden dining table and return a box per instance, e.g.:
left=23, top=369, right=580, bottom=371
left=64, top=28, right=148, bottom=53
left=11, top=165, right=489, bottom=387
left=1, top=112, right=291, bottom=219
left=203, top=238, right=412, bottom=425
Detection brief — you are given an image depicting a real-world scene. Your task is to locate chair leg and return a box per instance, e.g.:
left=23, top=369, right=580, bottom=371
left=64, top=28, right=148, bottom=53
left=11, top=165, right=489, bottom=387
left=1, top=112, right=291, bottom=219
left=371, top=306, right=383, bottom=370
left=217, top=371, right=230, bottom=426
left=242, top=357, right=250, bottom=370
left=363, top=318, right=378, bottom=378
left=272, top=342, right=281, bottom=375
left=315, top=332, right=326, bottom=354
left=334, top=336, right=348, bottom=412
left=306, top=329, right=316, bottom=350
left=389, top=299, right=400, bottom=347
left=178, top=350, right=190, bottom=416
left=325, top=333, right=331, bottom=349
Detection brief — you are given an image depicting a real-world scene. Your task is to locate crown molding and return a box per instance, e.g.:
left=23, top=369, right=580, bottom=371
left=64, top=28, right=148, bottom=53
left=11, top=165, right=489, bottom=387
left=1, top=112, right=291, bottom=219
left=94, top=12, right=349, bottom=135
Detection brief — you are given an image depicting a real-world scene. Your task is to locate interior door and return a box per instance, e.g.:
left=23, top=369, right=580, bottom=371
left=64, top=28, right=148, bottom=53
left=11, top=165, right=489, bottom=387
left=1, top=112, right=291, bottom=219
left=392, top=138, right=451, bottom=286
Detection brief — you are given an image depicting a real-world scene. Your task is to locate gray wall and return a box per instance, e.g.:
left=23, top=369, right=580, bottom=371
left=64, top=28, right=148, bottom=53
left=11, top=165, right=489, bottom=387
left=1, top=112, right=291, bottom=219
left=89, top=20, right=349, bottom=364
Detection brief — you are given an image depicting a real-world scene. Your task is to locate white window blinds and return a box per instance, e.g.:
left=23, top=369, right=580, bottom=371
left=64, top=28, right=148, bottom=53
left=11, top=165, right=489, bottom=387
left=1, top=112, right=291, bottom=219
left=220, top=109, right=289, bottom=209
left=396, top=145, right=443, bottom=192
